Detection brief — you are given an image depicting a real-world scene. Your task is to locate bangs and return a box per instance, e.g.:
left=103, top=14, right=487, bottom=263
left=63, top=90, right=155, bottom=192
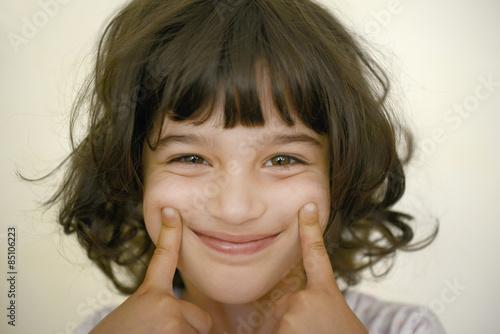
left=140, top=0, right=333, bottom=138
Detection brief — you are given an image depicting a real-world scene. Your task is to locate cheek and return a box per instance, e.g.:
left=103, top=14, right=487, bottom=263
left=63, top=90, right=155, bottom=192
left=264, top=175, right=330, bottom=230
left=142, top=175, right=202, bottom=244
left=143, top=171, right=331, bottom=242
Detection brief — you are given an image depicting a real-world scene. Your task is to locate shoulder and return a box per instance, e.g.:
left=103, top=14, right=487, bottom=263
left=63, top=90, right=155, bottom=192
left=344, top=289, right=446, bottom=334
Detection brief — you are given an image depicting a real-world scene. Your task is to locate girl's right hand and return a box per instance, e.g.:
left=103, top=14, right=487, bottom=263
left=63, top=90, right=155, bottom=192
left=89, top=208, right=212, bottom=334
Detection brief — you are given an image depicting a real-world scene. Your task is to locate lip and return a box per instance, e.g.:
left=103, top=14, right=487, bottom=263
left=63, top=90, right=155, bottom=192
left=192, top=230, right=280, bottom=255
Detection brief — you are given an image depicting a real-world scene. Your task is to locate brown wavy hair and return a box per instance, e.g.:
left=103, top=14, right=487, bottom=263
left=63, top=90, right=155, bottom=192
left=41, top=0, right=436, bottom=294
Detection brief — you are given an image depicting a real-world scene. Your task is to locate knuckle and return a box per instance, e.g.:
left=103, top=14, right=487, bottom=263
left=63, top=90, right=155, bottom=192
left=279, top=313, right=296, bottom=328
left=205, top=312, right=213, bottom=330
left=204, top=312, right=213, bottom=329
left=162, top=224, right=178, bottom=232
left=310, top=240, right=326, bottom=252
left=148, top=291, right=173, bottom=306
left=155, top=294, right=174, bottom=308
left=154, top=243, right=174, bottom=257
left=293, top=291, right=311, bottom=306
left=274, top=292, right=290, bottom=305
left=303, top=218, right=318, bottom=226
left=164, top=318, right=183, bottom=332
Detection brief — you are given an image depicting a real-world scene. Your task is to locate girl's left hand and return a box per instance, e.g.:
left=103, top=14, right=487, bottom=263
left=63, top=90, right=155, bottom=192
left=270, top=203, right=368, bottom=334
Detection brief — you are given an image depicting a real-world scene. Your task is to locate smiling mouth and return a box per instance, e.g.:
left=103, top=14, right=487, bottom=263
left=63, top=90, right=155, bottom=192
left=192, top=230, right=280, bottom=255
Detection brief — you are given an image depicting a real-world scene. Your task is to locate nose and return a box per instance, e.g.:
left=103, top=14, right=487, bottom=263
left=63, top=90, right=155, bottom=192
left=203, top=169, right=266, bottom=226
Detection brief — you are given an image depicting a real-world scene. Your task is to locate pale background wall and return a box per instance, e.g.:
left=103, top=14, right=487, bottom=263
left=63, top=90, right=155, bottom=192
left=1, top=0, right=498, bottom=333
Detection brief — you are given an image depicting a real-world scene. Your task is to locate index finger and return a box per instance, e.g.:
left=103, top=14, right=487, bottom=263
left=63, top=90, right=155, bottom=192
left=142, top=207, right=182, bottom=293
left=299, top=203, right=335, bottom=287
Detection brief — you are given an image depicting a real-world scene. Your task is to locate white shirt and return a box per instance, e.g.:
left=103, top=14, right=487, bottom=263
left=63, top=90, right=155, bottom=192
left=75, top=289, right=446, bottom=333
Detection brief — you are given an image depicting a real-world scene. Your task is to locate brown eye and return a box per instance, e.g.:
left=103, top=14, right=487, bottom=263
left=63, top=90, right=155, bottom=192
left=186, top=155, right=205, bottom=164
left=272, top=156, right=291, bottom=166
left=170, top=155, right=209, bottom=165
left=264, top=155, right=302, bottom=168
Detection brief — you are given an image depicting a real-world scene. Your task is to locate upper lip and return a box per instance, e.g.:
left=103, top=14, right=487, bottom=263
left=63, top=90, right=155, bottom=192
left=192, top=229, right=280, bottom=243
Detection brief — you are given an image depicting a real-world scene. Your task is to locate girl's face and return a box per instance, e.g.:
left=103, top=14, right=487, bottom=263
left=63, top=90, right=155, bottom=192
left=142, top=105, right=330, bottom=304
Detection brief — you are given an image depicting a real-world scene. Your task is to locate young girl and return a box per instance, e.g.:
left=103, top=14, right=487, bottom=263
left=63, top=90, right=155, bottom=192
left=46, top=0, right=445, bottom=332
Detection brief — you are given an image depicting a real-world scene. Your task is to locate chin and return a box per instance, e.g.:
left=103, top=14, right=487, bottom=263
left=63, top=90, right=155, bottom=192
left=185, top=266, right=280, bottom=304
left=209, top=283, right=269, bottom=305
left=179, top=248, right=303, bottom=305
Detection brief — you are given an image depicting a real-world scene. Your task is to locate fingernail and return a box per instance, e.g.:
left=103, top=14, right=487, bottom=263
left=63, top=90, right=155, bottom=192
left=163, top=207, right=176, bottom=219
left=303, top=203, right=316, bottom=215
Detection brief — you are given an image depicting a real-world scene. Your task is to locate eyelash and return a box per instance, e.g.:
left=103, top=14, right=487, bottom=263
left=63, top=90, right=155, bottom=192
left=168, top=155, right=210, bottom=167
left=167, top=154, right=307, bottom=169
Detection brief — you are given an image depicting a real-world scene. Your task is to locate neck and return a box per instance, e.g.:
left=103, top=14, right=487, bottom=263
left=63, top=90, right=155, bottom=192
left=180, top=263, right=307, bottom=334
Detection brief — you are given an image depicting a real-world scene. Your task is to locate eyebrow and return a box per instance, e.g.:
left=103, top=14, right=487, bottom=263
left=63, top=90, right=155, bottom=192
left=156, top=132, right=324, bottom=150
left=263, top=133, right=324, bottom=149
left=156, top=134, right=217, bottom=149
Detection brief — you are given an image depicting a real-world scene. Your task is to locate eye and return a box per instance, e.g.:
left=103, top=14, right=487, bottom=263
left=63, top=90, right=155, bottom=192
left=168, top=154, right=210, bottom=166
left=263, top=154, right=304, bottom=168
